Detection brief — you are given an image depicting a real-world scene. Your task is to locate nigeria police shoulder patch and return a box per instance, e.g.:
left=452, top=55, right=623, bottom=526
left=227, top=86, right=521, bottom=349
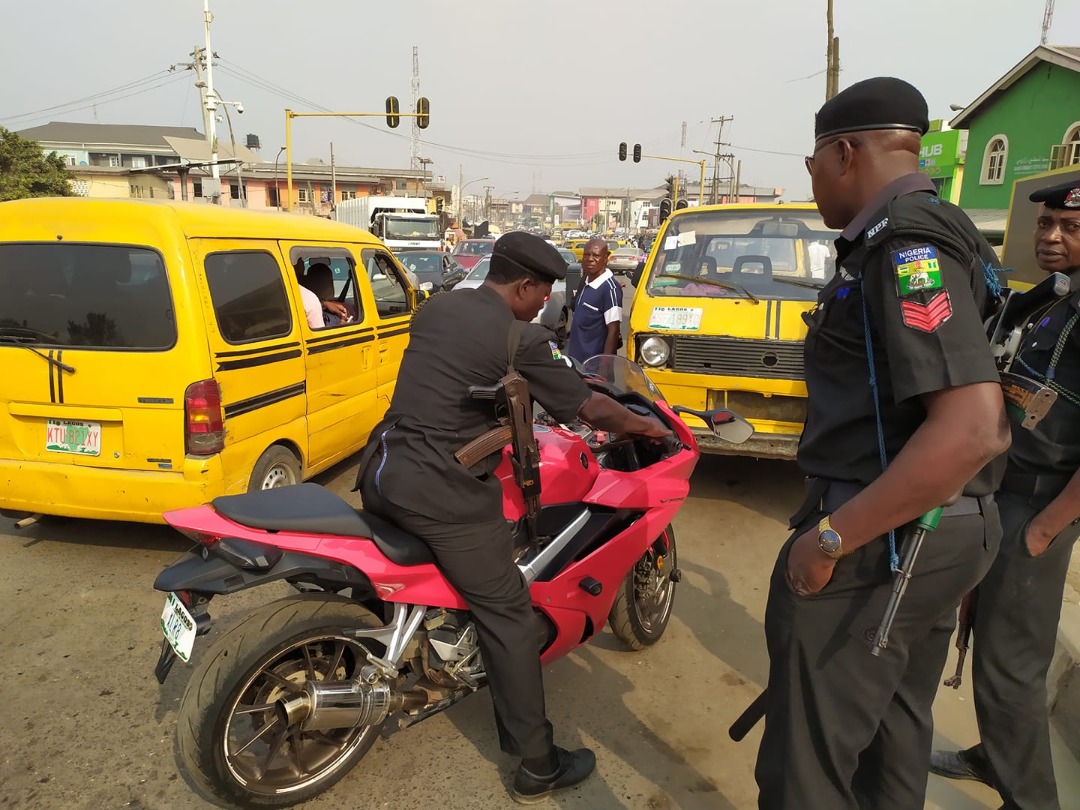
left=891, top=245, right=943, bottom=297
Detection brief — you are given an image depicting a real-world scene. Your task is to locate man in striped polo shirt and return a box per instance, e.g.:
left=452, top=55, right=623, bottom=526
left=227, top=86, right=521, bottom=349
left=567, top=238, right=623, bottom=362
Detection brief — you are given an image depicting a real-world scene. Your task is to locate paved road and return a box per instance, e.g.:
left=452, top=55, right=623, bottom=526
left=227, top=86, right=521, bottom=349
left=5, top=444, right=1070, bottom=810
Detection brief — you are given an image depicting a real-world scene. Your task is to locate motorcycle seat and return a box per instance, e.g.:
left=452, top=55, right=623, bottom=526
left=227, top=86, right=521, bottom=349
left=211, top=483, right=435, bottom=566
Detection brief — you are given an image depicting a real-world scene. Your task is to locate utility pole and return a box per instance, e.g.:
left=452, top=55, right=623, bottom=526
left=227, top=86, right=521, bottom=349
left=330, top=142, right=336, bottom=212
left=202, top=0, right=220, bottom=200
left=709, top=116, right=734, bottom=205
left=826, top=0, right=840, bottom=100
left=458, top=163, right=464, bottom=225
left=191, top=45, right=211, bottom=139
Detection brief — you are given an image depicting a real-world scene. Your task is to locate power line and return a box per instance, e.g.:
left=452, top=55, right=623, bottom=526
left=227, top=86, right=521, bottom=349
left=0, top=73, right=190, bottom=126
left=217, top=57, right=687, bottom=167
left=1, top=70, right=186, bottom=124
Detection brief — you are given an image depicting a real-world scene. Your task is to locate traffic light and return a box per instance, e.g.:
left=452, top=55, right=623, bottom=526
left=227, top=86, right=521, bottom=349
left=664, top=176, right=675, bottom=198
left=385, top=96, right=400, bottom=128
left=436, top=196, right=444, bottom=213
left=633, top=143, right=641, bottom=163
left=675, top=198, right=689, bottom=211
left=658, top=198, right=673, bottom=224
left=416, top=97, right=430, bottom=129
left=618, top=142, right=628, bottom=161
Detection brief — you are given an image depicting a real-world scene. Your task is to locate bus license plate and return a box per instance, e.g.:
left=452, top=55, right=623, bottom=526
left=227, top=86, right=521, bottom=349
left=45, top=419, right=101, bottom=456
left=160, top=592, right=196, bottom=662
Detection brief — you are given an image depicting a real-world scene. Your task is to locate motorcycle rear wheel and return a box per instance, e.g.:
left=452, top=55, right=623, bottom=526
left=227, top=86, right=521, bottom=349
left=175, top=595, right=387, bottom=808
left=608, top=526, right=678, bottom=650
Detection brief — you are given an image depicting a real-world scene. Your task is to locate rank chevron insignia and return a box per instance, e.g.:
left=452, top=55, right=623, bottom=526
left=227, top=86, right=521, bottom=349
left=900, top=290, right=953, bottom=332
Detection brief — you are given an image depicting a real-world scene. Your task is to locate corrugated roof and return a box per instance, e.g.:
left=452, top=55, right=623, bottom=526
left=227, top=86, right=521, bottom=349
left=15, top=121, right=205, bottom=148
left=950, top=45, right=1080, bottom=128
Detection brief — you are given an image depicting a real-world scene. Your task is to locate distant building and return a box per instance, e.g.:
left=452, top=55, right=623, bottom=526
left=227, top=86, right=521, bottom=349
left=16, top=121, right=431, bottom=214
left=919, top=120, right=967, bottom=204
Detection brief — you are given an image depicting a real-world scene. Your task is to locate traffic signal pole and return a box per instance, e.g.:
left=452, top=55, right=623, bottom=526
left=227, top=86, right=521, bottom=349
left=641, top=153, right=707, bottom=207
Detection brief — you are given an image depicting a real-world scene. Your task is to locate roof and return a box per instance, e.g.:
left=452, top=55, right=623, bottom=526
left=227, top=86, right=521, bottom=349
left=522, top=193, right=552, bottom=206
left=950, top=45, right=1080, bottom=128
left=15, top=121, right=204, bottom=148
left=0, top=198, right=383, bottom=244
left=241, top=162, right=430, bottom=183
left=164, top=136, right=260, bottom=165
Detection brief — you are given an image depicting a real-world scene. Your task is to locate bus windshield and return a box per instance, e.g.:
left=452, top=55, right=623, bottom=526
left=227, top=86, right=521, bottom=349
left=646, top=209, right=838, bottom=302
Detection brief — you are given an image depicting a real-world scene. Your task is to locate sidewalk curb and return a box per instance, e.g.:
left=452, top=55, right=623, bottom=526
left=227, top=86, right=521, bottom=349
left=1049, top=587, right=1080, bottom=753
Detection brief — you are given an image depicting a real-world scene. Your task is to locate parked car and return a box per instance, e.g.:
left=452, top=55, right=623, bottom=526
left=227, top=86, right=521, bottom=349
left=455, top=256, right=570, bottom=343
left=451, top=238, right=496, bottom=270
left=396, top=250, right=468, bottom=291
left=608, top=246, right=646, bottom=275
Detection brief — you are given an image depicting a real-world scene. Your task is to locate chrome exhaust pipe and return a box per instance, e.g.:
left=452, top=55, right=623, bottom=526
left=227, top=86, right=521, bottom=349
left=277, top=680, right=426, bottom=732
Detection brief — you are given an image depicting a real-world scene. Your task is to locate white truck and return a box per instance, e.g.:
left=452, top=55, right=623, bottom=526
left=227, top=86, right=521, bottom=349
left=333, top=196, right=440, bottom=252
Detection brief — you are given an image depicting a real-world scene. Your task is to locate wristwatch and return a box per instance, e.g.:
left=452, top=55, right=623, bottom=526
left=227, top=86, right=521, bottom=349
left=817, top=516, right=844, bottom=560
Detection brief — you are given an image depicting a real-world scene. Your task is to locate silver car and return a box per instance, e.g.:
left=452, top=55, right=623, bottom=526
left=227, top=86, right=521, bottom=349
left=608, top=246, right=645, bottom=275
left=455, top=256, right=569, bottom=342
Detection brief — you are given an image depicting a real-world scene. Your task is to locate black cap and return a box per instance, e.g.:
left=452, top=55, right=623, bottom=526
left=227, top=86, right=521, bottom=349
left=491, top=231, right=567, bottom=282
left=1029, top=178, right=1080, bottom=209
left=815, top=77, right=930, bottom=141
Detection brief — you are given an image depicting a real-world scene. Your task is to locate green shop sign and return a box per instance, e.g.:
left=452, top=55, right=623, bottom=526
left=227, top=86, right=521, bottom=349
left=919, top=129, right=962, bottom=179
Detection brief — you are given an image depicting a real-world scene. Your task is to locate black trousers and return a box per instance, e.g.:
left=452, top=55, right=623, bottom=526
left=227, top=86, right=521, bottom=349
left=755, top=501, right=1000, bottom=810
left=359, top=465, right=554, bottom=761
left=970, top=490, right=1080, bottom=810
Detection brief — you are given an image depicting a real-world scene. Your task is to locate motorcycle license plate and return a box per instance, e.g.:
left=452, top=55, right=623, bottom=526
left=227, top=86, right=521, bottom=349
left=160, top=592, right=196, bottom=662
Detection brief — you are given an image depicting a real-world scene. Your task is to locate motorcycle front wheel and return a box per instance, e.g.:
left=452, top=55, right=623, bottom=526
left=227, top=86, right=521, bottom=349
left=175, top=595, right=387, bottom=808
left=608, top=525, right=678, bottom=650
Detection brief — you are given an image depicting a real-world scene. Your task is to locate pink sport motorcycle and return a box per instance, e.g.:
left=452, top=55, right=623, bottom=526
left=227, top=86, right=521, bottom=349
left=153, top=356, right=752, bottom=807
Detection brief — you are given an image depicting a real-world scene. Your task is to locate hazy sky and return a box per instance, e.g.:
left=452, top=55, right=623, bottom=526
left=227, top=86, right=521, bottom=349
left=2, top=1, right=1077, bottom=200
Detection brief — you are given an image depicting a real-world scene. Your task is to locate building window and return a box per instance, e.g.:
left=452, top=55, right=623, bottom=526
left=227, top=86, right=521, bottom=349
left=130, top=156, right=147, bottom=169
left=267, top=186, right=280, bottom=208
left=230, top=183, right=240, bottom=199
left=341, top=189, right=357, bottom=200
left=193, top=179, right=203, bottom=198
left=395, top=180, right=408, bottom=191
left=108, top=155, right=121, bottom=168
left=1062, top=123, right=1080, bottom=166
left=297, top=187, right=312, bottom=203
left=981, top=135, right=1008, bottom=185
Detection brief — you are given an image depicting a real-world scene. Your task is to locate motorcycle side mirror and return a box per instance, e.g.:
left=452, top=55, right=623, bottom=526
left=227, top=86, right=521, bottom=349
left=672, top=406, right=755, bottom=445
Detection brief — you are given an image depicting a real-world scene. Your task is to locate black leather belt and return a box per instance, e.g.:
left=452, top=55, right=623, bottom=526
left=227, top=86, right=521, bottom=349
left=1000, top=470, right=1071, bottom=500
left=790, top=477, right=988, bottom=529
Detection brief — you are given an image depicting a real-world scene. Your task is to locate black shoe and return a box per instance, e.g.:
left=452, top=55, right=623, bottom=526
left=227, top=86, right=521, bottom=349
left=929, top=745, right=994, bottom=787
left=511, top=747, right=596, bottom=804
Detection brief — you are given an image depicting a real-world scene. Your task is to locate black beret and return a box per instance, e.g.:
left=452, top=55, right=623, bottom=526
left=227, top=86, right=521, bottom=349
left=1029, top=178, right=1080, bottom=209
left=815, top=77, right=930, bottom=141
left=491, top=231, right=567, bottom=282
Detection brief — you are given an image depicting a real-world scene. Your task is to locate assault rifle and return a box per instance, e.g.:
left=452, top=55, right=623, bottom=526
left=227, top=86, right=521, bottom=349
left=458, top=372, right=543, bottom=550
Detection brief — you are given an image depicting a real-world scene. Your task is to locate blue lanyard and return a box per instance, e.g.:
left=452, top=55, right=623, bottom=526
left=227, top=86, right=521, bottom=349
left=859, top=280, right=901, bottom=573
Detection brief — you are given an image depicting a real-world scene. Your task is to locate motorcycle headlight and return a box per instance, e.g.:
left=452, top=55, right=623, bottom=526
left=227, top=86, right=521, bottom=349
left=639, top=336, right=671, bottom=368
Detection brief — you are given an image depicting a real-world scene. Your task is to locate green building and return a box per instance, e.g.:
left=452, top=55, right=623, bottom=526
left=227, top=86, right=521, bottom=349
left=952, top=45, right=1080, bottom=216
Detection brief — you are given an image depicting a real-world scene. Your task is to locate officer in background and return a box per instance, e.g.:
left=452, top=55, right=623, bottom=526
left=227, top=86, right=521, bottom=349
left=930, top=179, right=1080, bottom=809
left=755, top=77, right=1011, bottom=810
left=356, top=232, right=671, bottom=804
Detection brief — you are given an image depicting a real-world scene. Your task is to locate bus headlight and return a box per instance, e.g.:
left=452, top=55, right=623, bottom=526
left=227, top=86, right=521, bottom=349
left=639, top=336, right=671, bottom=368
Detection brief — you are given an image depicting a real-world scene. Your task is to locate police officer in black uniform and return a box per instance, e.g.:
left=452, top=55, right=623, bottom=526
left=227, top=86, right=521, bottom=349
left=754, top=77, right=1012, bottom=810
left=356, top=231, right=671, bottom=804
left=930, top=179, right=1080, bottom=810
